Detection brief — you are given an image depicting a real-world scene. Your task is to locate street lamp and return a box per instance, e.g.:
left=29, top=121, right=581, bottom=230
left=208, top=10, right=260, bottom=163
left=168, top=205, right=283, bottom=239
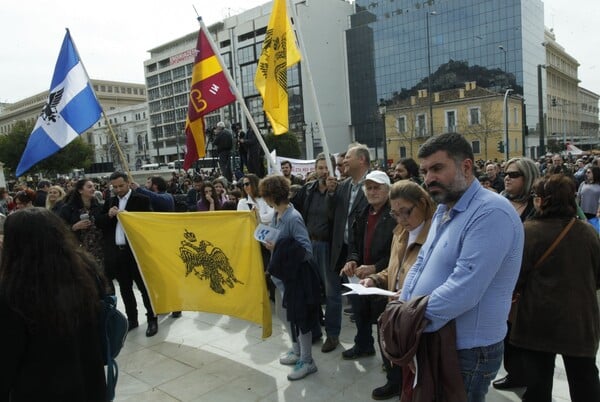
left=426, top=11, right=438, bottom=137
left=378, top=100, right=388, bottom=169
left=537, top=64, right=547, bottom=157
left=498, top=45, right=508, bottom=87
left=503, top=88, right=514, bottom=160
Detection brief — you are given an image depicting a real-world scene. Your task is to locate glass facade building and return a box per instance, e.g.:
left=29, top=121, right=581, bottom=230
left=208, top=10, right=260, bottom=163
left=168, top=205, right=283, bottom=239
left=347, top=0, right=545, bottom=157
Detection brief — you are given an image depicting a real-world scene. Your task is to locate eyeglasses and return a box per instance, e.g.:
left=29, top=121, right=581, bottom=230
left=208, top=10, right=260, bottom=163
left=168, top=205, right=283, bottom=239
left=505, top=171, right=524, bottom=179
left=242, top=182, right=251, bottom=187
left=389, top=205, right=415, bottom=220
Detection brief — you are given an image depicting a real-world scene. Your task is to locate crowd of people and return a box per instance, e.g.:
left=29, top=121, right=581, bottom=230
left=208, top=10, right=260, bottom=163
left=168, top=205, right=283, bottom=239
left=0, top=132, right=599, bottom=401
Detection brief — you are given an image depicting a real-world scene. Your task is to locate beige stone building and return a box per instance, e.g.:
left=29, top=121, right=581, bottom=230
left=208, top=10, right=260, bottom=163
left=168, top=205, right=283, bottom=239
left=385, top=82, right=523, bottom=163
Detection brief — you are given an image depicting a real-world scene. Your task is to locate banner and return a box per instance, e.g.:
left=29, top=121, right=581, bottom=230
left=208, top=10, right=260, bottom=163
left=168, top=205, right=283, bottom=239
left=118, top=211, right=272, bottom=338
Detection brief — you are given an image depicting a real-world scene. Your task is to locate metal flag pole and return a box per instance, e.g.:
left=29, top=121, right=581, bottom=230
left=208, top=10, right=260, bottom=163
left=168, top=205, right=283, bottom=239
left=286, top=0, right=335, bottom=175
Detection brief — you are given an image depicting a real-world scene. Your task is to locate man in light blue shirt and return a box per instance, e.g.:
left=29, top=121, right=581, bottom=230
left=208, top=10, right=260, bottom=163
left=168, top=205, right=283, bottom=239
left=400, top=133, right=524, bottom=402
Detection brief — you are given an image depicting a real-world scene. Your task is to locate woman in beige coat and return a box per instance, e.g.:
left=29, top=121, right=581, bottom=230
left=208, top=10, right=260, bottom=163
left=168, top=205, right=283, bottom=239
left=361, top=180, right=435, bottom=400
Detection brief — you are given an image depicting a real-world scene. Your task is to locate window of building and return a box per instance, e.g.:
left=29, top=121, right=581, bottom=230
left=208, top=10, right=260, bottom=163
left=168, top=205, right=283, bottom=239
left=469, top=107, right=480, bottom=125
left=445, top=110, right=457, bottom=132
left=471, top=140, right=481, bottom=154
left=416, top=113, right=427, bottom=136
left=513, top=107, right=518, bottom=126
left=399, top=146, right=407, bottom=158
left=396, top=116, right=406, bottom=133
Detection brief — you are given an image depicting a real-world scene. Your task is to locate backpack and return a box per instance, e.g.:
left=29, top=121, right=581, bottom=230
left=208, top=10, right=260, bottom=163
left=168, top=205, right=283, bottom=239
left=100, top=294, right=128, bottom=401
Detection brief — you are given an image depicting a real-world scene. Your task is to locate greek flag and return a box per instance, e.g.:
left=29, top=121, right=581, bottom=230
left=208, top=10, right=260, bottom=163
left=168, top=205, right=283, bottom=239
left=16, top=30, right=102, bottom=177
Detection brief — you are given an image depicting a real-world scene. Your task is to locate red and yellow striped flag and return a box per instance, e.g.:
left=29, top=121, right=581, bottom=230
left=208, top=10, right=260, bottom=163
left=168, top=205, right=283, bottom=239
left=255, top=0, right=301, bottom=135
left=184, top=27, right=236, bottom=170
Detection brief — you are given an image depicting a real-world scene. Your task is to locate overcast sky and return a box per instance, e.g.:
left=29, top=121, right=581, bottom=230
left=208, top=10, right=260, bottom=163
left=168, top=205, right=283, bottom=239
left=1, top=0, right=598, bottom=103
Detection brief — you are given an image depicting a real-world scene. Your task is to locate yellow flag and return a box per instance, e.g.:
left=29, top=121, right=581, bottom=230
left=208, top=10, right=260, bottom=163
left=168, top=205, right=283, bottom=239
left=118, top=211, right=272, bottom=338
left=255, top=0, right=301, bottom=135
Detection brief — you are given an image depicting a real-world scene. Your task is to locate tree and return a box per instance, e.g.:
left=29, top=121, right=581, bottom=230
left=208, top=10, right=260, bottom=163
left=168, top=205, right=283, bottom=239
left=0, top=120, right=95, bottom=178
left=264, top=132, right=301, bottom=159
left=459, top=99, right=503, bottom=160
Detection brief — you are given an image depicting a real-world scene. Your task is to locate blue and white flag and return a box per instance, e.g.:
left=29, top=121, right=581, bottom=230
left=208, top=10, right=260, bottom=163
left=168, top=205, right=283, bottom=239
left=16, top=30, right=102, bottom=177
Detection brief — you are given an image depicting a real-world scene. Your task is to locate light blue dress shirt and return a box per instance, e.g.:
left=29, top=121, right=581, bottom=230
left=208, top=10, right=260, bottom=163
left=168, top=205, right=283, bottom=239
left=400, top=179, right=524, bottom=350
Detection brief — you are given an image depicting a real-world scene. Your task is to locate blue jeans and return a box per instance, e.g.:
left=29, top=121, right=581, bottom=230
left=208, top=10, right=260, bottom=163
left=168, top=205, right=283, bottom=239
left=312, top=241, right=342, bottom=337
left=457, top=340, right=504, bottom=402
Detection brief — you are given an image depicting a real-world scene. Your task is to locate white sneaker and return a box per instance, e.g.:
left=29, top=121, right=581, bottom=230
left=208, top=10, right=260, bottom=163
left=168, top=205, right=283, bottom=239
left=287, top=359, right=318, bottom=381
left=279, top=350, right=300, bottom=365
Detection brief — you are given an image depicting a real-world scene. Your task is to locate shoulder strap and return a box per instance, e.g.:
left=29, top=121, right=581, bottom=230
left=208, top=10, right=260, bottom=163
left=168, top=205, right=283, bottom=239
left=534, top=217, right=576, bottom=269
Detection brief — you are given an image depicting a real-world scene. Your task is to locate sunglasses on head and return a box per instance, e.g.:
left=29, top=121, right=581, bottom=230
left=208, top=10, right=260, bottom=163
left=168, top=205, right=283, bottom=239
left=242, top=182, right=251, bottom=186
left=505, top=171, right=524, bottom=179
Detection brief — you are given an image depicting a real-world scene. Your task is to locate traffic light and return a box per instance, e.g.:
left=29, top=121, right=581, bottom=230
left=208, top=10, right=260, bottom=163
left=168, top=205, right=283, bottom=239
left=497, top=141, right=505, bottom=153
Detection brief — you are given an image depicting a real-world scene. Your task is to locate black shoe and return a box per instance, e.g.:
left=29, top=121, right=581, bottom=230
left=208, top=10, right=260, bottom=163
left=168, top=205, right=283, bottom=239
left=492, top=375, right=526, bottom=390
left=170, top=311, right=182, bottom=318
left=321, top=336, right=339, bottom=353
left=146, top=319, right=158, bottom=337
left=342, top=345, right=376, bottom=360
left=127, top=320, right=139, bottom=331
left=371, top=382, right=400, bottom=400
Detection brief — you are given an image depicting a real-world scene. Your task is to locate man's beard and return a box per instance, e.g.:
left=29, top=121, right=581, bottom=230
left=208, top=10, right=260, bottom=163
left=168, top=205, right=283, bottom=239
left=427, top=169, right=469, bottom=205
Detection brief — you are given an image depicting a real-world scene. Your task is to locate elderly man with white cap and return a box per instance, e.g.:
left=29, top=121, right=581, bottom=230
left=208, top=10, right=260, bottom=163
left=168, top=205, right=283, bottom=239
left=340, top=170, right=397, bottom=361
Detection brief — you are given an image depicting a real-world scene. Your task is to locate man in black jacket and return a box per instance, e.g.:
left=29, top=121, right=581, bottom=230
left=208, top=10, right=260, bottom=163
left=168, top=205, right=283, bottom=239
left=212, top=121, right=233, bottom=181
left=96, top=172, right=158, bottom=337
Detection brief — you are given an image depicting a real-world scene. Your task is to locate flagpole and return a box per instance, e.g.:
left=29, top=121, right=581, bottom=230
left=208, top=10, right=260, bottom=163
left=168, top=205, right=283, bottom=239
left=286, top=0, right=335, bottom=175
left=68, top=28, right=131, bottom=177
left=196, top=17, right=278, bottom=173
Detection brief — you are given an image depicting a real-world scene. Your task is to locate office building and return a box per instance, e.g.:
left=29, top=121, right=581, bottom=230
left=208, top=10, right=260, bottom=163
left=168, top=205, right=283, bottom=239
left=143, top=0, right=354, bottom=163
left=346, top=0, right=545, bottom=160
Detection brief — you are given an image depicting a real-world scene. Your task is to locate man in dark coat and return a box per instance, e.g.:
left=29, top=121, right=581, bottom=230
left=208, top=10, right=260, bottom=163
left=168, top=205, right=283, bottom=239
left=96, top=172, right=158, bottom=337
left=212, top=121, right=233, bottom=181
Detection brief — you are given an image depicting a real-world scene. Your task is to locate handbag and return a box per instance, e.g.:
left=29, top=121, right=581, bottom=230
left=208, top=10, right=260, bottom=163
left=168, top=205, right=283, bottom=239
left=509, top=217, right=576, bottom=322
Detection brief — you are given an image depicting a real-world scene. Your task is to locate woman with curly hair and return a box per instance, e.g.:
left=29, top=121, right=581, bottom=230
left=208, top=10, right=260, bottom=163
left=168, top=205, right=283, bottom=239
left=12, top=189, right=36, bottom=211
left=0, top=208, right=107, bottom=401
left=196, top=181, right=221, bottom=211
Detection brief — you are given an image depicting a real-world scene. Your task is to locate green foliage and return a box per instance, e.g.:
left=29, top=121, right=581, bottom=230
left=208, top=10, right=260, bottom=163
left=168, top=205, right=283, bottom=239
left=0, top=120, right=95, bottom=178
left=264, top=132, right=301, bottom=159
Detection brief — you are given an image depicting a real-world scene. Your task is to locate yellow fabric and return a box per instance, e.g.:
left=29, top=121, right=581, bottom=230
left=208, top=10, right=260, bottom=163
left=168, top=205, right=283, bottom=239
left=118, top=211, right=272, bottom=338
left=254, top=0, right=301, bottom=135
left=191, top=55, right=222, bottom=80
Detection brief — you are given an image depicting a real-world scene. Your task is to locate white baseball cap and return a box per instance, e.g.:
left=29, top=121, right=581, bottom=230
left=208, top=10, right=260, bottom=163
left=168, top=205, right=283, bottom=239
left=364, top=170, right=391, bottom=186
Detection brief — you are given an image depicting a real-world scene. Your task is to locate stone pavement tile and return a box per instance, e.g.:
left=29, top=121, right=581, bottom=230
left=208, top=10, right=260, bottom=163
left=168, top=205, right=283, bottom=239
left=118, top=347, right=196, bottom=387
left=156, top=369, right=228, bottom=401
left=116, top=388, right=180, bottom=402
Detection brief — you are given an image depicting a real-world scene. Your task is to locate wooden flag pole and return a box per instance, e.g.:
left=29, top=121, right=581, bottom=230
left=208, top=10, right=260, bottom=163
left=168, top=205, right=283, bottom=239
left=196, top=16, right=278, bottom=174
left=102, top=112, right=132, bottom=178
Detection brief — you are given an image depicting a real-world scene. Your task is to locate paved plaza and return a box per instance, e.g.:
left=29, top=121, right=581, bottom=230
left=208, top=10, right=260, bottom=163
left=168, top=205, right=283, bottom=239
left=114, top=289, right=595, bottom=401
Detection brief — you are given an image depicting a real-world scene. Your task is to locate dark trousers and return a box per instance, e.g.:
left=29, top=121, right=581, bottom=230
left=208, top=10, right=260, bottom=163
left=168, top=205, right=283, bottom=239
left=522, top=348, right=600, bottom=402
left=113, top=246, right=155, bottom=322
left=350, top=294, right=388, bottom=352
left=502, top=321, right=526, bottom=381
left=218, top=151, right=232, bottom=182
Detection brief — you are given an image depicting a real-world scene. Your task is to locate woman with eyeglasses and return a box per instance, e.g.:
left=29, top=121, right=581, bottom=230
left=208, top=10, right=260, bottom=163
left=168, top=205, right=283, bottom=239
left=501, top=157, right=540, bottom=223
left=493, top=157, right=540, bottom=392
left=236, top=173, right=274, bottom=224
left=359, top=179, right=435, bottom=399
left=510, top=175, right=600, bottom=402
left=577, top=166, right=600, bottom=219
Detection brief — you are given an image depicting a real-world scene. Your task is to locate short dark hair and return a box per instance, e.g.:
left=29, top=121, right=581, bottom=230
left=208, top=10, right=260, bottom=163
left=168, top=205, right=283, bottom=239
left=315, top=152, right=336, bottom=168
left=532, top=174, right=577, bottom=218
left=109, top=171, right=129, bottom=182
left=417, top=132, right=474, bottom=163
left=397, top=158, right=420, bottom=179
left=37, top=180, right=51, bottom=189
left=150, top=176, right=167, bottom=192
left=259, top=175, right=290, bottom=205
left=281, top=160, right=292, bottom=168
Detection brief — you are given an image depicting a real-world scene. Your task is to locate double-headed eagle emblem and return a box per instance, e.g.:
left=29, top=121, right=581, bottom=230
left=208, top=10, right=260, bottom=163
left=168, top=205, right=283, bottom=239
left=178, top=229, right=243, bottom=294
left=40, top=88, right=64, bottom=123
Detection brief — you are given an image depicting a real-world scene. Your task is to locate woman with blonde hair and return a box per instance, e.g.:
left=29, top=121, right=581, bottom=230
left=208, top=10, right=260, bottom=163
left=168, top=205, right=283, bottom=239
left=45, top=185, right=66, bottom=213
left=360, top=179, right=435, bottom=399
